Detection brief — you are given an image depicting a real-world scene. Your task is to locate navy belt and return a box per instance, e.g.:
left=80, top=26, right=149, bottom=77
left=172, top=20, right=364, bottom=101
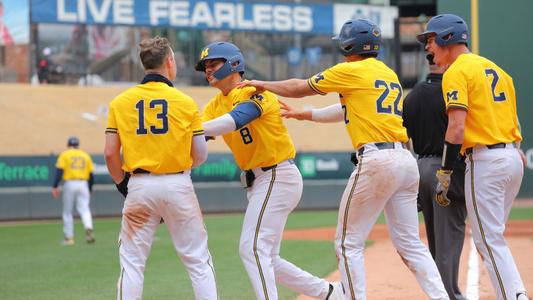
left=418, top=154, right=442, bottom=159
left=132, top=168, right=184, bottom=175
left=357, top=142, right=405, bottom=156
left=465, top=142, right=512, bottom=155
left=259, top=158, right=295, bottom=172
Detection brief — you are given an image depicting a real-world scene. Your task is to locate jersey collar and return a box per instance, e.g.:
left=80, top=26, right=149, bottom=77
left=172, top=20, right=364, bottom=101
left=426, top=73, right=443, bottom=83
left=141, top=73, right=174, bottom=87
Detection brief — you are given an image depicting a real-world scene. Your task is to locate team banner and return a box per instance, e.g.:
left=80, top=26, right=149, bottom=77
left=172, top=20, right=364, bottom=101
left=2, top=152, right=533, bottom=197
left=0, top=153, right=356, bottom=187
left=30, top=0, right=333, bottom=34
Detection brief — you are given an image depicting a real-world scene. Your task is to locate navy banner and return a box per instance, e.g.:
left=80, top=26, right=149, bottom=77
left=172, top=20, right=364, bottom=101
left=31, top=0, right=333, bottom=34
left=0, top=152, right=355, bottom=187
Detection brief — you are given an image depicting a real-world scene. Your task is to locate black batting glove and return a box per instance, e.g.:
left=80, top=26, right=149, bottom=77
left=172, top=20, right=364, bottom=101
left=115, top=173, right=130, bottom=198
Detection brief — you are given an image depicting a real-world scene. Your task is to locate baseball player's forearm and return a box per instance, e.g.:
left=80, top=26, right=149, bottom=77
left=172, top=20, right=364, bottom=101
left=104, top=133, right=125, bottom=183
left=311, top=104, right=344, bottom=123
left=264, top=79, right=316, bottom=98
left=191, top=135, right=208, bottom=167
left=445, top=108, right=466, bottom=144
left=203, top=114, right=236, bottom=136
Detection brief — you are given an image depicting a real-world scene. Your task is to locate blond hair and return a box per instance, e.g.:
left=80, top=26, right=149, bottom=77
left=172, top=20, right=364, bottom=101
left=139, top=36, right=171, bottom=70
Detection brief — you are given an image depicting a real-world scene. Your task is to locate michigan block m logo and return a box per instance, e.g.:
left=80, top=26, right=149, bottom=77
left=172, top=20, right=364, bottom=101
left=447, top=90, right=459, bottom=101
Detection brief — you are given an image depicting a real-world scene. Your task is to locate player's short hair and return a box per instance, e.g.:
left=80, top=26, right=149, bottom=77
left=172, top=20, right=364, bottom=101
left=139, top=36, right=171, bottom=70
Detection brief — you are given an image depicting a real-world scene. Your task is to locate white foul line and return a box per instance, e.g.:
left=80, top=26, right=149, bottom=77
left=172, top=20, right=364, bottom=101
left=466, top=234, right=479, bottom=300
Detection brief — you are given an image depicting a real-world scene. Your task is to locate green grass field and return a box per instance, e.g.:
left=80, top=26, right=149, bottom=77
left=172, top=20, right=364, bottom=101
left=1, top=208, right=532, bottom=300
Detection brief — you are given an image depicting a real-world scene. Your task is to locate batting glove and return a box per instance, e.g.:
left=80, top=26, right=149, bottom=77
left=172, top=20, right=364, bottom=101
left=435, top=169, right=452, bottom=206
left=116, top=173, right=130, bottom=198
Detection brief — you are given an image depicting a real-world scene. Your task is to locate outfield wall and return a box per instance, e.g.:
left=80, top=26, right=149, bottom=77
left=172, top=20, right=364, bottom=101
left=0, top=152, right=352, bottom=220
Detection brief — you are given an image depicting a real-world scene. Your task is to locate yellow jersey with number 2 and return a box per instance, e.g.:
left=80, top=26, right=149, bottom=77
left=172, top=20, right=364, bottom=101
left=443, top=53, right=522, bottom=153
left=106, top=80, right=204, bottom=173
left=56, top=148, right=94, bottom=180
left=307, top=58, right=408, bottom=149
left=202, top=86, right=295, bottom=170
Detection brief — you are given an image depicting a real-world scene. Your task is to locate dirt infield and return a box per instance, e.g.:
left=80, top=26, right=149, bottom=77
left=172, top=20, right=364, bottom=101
left=286, top=221, right=533, bottom=300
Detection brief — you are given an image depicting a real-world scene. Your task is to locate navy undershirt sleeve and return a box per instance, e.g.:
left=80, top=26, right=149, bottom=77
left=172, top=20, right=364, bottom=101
left=52, top=168, right=63, bottom=188
left=228, top=102, right=261, bottom=129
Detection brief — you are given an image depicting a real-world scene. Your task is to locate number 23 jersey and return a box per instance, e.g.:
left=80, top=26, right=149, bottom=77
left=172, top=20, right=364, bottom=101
left=56, top=148, right=94, bottom=180
left=202, top=86, right=295, bottom=170
left=307, top=58, right=408, bottom=150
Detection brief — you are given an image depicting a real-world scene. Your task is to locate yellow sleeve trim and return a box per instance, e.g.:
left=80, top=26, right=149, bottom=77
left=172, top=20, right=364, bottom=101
left=106, top=128, right=118, bottom=134
left=193, top=130, right=205, bottom=136
left=307, top=78, right=326, bottom=95
left=446, top=103, right=468, bottom=110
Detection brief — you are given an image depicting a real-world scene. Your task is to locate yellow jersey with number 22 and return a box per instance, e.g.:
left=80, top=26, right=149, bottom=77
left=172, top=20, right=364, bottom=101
left=307, top=58, right=408, bottom=150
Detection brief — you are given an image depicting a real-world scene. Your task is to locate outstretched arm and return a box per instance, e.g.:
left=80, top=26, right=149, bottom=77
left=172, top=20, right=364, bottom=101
left=236, top=79, right=316, bottom=98
left=203, top=102, right=261, bottom=136
left=279, top=100, right=343, bottom=123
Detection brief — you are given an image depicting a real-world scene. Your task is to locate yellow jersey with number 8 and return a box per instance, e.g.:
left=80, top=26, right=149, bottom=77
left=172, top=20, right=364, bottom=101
left=106, top=81, right=204, bottom=173
left=442, top=53, right=522, bottom=153
left=307, top=58, right=408, bottom=149
left=202, top=87, right=295, bottom=170
left=56, top=148, right=94, bottom=180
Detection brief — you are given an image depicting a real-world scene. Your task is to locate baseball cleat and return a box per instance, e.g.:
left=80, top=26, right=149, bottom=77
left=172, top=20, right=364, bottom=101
left=62, top=237, right=75, bottom=246
left=86, top=229, right=95, bottom=244
left=517, top=293, right=529, bottom=300
left=326, top=281, right=345, bottom=300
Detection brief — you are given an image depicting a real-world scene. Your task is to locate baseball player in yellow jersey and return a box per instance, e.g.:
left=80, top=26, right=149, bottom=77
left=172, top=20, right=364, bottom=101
left=418, top=14, right=528, bottom=300
left=196, top=41, right=344, bottom=300
left=52, top=136, right=95, bottom=245
left=239, top=19, right=449, bottom=300
left=104, top=37, right=217, bottom=300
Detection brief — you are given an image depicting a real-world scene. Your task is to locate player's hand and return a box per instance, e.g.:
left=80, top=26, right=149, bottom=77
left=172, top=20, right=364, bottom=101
left=115, top=173, right=130, bottom=198
left=435, top=169, right=452, bottom=206
left=52, top=187, right=60, bottom=199
left=279, top=100, right=311, bottom=120
left=518, top=148, right=527, bottom=167
left=236, top=80, right=266, bottom=94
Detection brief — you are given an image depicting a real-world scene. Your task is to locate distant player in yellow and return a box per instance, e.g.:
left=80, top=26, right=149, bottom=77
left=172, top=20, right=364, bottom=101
left=418, top=14, right=528, bottom=300
left=104, top=37, right=217, bottom=300
left=52, top=136, right=95, bottom=245
left=239, top=19, right=448, bottom=299
left=196, top=41, right=344, bottom=300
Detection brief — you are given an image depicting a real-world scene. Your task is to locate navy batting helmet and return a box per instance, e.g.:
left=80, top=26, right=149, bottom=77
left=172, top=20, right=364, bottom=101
left=67, top=136, right=79, bottom=147
left=417, top=14, right=468, bottom=46
left=195, top=42, right=245, bottom=80
left=333, top=19, right=381, bottom=56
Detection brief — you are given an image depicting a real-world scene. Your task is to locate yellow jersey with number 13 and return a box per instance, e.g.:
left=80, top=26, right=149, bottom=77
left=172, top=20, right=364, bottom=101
left=56, top=148, right=94, bottom=180
left=106, top=80, right=204, bottom=173
left=307, top=58, right=408, bottom=149
left=442, top=53, right=522, bottom=153
left=202, top=86, right=295, bottom=170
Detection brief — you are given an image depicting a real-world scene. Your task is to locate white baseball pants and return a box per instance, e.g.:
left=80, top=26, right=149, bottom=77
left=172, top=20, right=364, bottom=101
left=117, top=173, right=217, bottom=300
left=465, top=145, right=526, bottom=300
left=62, top=180, right=93, bottom=239
left=335, top=145, right=449, bottom=300
left=239, top=161, right=331, bottom=300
